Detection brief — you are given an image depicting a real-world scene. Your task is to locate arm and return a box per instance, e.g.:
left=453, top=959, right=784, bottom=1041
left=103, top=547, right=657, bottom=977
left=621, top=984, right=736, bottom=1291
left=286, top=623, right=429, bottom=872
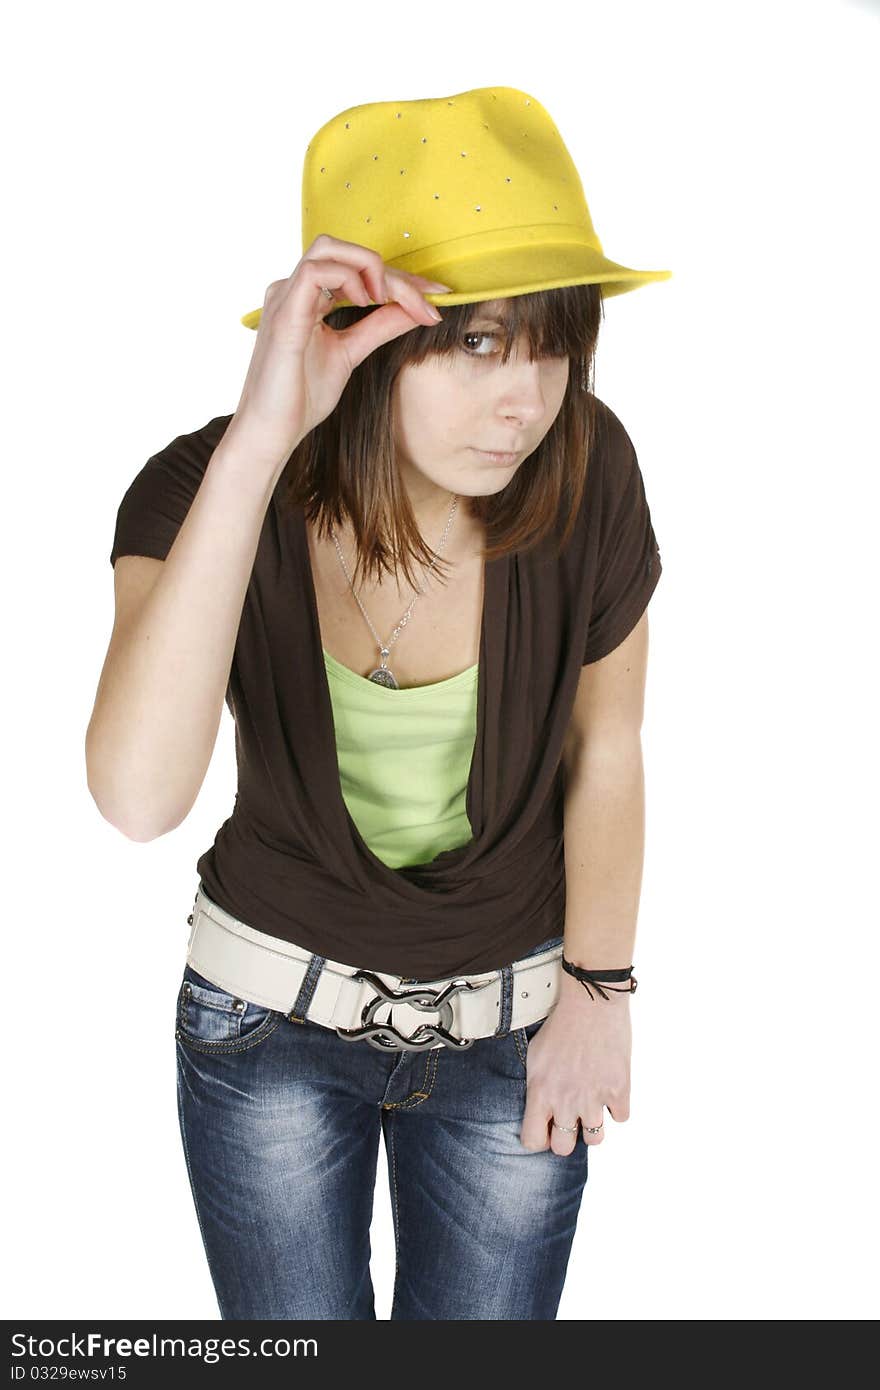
left=85, top=428, right=294, bottom=841
left=559, top=608, right=650, bottom=987
left=519, top=612, right=651, bottom=1154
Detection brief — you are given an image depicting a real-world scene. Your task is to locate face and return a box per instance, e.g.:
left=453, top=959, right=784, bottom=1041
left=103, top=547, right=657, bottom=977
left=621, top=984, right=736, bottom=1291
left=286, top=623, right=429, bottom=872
left=391, top=300, right=570, bottom=513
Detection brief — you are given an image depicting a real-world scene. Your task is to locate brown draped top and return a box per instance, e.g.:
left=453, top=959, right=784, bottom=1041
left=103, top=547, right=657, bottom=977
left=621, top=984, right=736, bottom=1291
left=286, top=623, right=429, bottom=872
left=109, top=395, right=662, bottom=978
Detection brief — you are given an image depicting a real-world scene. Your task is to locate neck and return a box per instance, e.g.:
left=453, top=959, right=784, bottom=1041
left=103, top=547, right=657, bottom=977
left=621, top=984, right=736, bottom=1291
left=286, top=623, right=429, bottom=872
left=411, top=493, right=458, bottom=545
left=393, top=454, right=456, bottom=537
left=402, top=483, right=457, bottom=540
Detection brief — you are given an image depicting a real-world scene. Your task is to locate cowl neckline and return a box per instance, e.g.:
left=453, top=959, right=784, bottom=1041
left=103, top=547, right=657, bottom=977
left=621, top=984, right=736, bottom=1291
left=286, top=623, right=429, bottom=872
left=295, top=504, right=509, bottom=899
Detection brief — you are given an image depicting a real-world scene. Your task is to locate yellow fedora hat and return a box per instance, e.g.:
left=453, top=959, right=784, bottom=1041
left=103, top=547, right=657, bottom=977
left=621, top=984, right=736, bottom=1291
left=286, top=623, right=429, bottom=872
left=240, top=84, right=672, bottom=329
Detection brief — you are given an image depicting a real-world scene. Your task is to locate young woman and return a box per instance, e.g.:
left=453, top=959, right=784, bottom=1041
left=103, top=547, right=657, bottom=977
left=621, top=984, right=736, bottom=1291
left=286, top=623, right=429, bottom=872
left=86, top=85, right=671, bottom=1320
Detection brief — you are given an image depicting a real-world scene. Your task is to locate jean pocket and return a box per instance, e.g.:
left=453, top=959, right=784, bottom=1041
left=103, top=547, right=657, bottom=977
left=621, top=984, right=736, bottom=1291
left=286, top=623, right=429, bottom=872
left=175, top=963, right=280, bottom=1054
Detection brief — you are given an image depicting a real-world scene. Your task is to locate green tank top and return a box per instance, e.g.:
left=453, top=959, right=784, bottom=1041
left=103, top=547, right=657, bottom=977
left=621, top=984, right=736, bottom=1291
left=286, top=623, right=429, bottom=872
left=322, top=647, right=479, bottom=869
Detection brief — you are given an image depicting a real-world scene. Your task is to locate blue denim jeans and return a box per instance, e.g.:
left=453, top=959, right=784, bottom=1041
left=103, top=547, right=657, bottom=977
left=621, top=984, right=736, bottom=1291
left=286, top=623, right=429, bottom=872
left=175, top=929, right=589, bottom=1320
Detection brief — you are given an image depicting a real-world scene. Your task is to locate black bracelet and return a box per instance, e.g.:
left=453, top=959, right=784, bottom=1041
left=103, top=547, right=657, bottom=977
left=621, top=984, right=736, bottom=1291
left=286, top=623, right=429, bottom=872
left=560, top=957, right=638, bottom=1002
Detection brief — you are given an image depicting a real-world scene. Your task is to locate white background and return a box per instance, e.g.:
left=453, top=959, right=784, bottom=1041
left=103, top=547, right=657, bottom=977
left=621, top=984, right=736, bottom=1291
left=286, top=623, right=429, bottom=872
left=4, top=0, right=877, bottom=1321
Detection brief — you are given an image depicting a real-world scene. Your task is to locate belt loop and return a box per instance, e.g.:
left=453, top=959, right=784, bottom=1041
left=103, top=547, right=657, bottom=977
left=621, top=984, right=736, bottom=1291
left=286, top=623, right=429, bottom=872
left=495, top=964, right=514, bottom=1036
left=287, top=953, right=327, bottom=1024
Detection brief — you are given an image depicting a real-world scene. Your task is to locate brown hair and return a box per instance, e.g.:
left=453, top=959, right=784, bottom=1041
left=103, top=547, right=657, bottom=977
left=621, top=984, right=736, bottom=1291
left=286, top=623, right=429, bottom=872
left=280, top=283, right=604, bottom=592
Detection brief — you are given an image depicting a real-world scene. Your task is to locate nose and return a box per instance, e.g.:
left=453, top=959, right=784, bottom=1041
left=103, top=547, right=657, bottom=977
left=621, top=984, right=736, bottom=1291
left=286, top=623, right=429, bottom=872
left=496, top=364, right=552, bottom=423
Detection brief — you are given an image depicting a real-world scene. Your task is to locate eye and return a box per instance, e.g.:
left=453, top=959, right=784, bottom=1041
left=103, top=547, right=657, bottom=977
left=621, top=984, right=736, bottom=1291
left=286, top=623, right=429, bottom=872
left=461, top=331, right=500, bottom=357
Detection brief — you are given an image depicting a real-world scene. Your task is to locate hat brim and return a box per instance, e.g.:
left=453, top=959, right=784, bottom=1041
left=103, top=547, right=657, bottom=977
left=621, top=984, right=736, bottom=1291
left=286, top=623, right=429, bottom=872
left=240, top=244, right=672, bottom=330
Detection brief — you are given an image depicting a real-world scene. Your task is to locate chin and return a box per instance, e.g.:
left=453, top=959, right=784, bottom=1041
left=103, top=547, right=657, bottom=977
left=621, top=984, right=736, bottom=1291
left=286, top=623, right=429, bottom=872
left=457, top=474, right=515, bottom=498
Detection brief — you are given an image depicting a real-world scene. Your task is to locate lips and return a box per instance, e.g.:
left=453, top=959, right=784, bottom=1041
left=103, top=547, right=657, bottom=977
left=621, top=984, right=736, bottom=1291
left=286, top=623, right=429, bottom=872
left=475, top=447, right=520, bottom=461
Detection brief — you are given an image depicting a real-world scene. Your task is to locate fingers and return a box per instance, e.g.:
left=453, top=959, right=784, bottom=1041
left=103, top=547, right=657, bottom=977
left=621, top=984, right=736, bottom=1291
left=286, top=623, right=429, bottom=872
left=336, top=298, right=441, bottom=374
left=604, top=1097, right=630, bottom=1123
left=262, top=247, right=447, bottom=358
left=263, top=257, right=376, bottom=329
left=297, top=232, right=450, bottom=319
left=554, top=1113, right=602, bottom=1156
left=520, top=1100, right=610, bottom=1154
left=242, top=234, right=451, bottom=447
left=324, top=264, right=449, bottom=373
left=550, top=1112, right=603, bottom=1156
left=300, top=257, right=379, bottom=317
left=577, top=1111, right=606, bottom=1150
left=299, top=232, right=388, bottom=306
left=321, top=263, right=443, bottom=322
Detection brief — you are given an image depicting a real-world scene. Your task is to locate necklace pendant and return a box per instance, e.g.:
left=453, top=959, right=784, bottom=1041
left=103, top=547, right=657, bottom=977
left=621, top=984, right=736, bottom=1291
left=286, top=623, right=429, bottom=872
left=368, top=645, right=398, bottom=689
left=368, top=666, right=399, bottom=689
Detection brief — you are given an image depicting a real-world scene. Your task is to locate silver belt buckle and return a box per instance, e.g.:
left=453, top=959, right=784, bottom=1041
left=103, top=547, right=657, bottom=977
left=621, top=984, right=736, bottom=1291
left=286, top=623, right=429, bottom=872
left=336, top=970, right=495, bottom=1051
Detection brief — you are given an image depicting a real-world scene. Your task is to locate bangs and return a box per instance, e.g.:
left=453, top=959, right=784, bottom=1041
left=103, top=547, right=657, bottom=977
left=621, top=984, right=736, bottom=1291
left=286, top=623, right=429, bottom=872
left=330, top=282, right=602, bottom=370
left=414, top=283, right=602, bottom=365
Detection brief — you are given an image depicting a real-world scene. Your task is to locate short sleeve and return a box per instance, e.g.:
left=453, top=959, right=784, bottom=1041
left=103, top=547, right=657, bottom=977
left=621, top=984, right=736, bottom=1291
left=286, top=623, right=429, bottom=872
left=583, top=422, right=663, bottom=665
left=109, top=415, right=232, bottom=568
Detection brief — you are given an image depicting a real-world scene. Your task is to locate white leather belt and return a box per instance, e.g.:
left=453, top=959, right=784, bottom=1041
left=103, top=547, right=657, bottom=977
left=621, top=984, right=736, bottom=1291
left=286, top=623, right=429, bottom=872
left=186, top=886, right=562, bottom=1052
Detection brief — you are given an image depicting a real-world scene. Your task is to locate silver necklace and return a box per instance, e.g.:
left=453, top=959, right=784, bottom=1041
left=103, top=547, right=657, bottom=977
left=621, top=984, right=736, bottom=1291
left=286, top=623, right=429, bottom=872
left=329, top=495, right=460, bottom=689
